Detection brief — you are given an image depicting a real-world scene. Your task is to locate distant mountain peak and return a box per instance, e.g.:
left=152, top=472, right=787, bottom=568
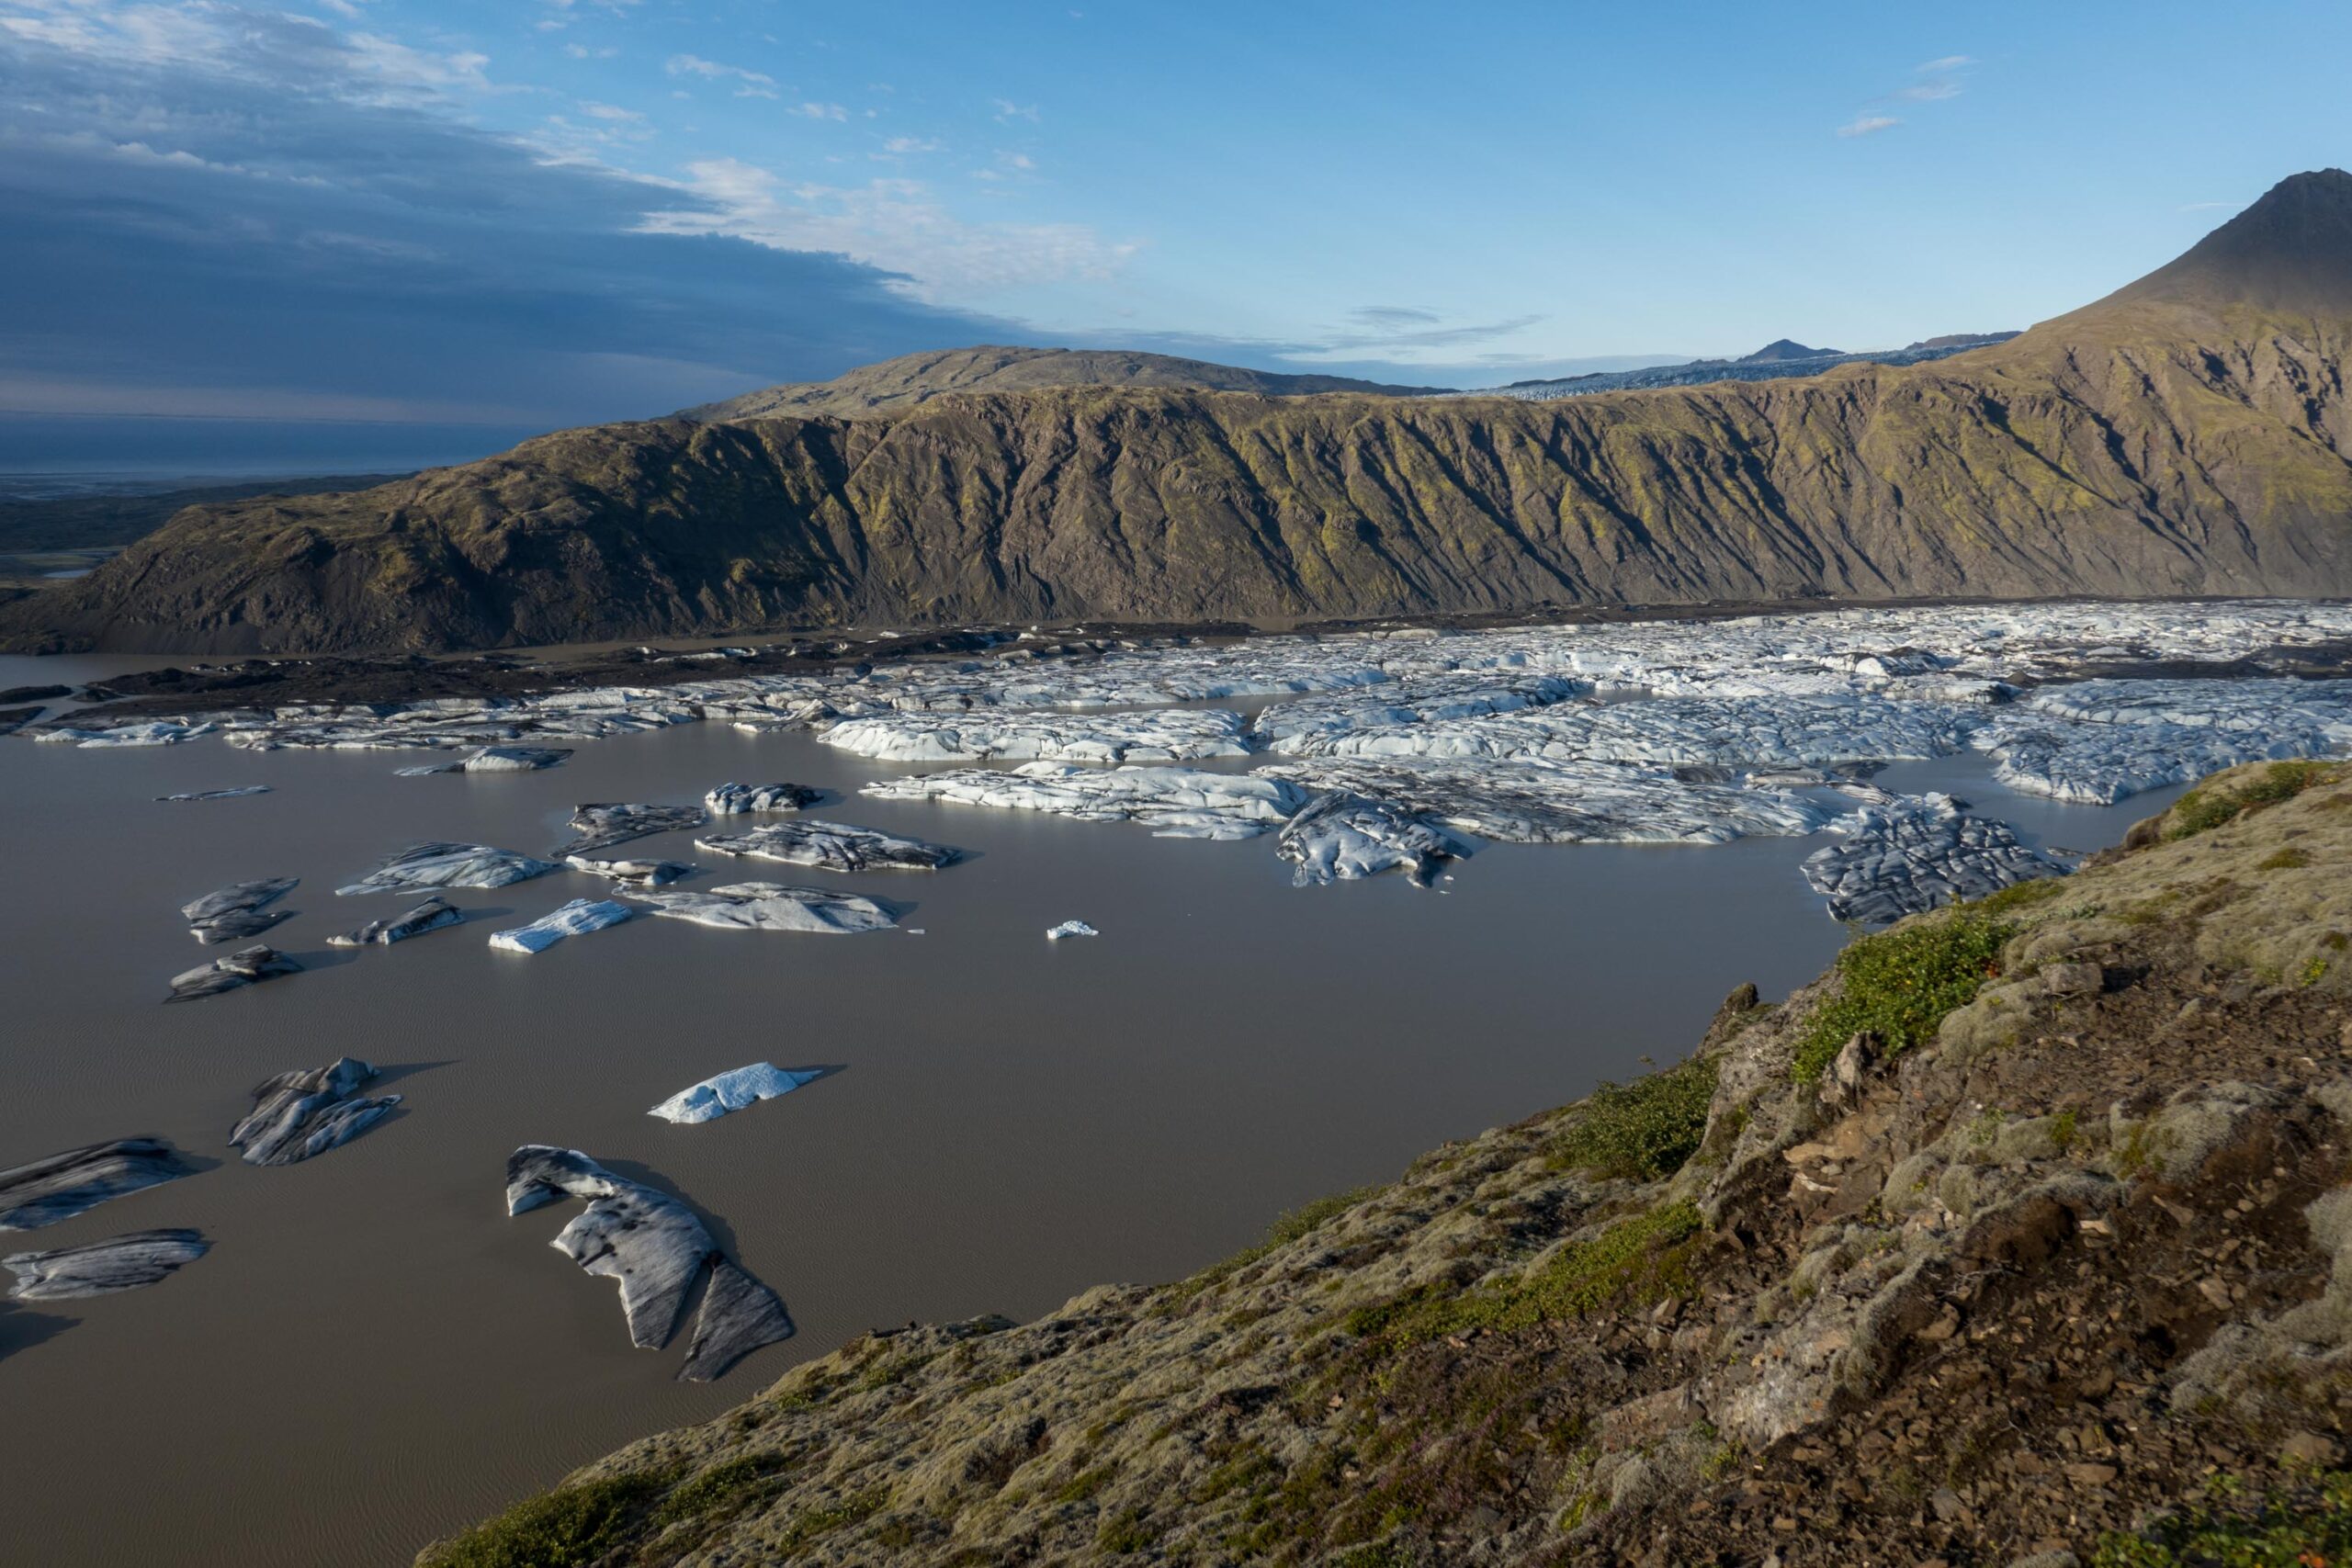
left=1738, top=339, right=1841, bottom=364
left=2106, top=167, right=2352, bottom=316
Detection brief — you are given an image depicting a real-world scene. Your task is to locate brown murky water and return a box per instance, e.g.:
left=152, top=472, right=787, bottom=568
left=0, top=658, right=2186, bottom=1566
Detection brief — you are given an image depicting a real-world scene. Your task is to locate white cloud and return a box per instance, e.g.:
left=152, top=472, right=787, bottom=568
left=999, top=151, right=1035, bottom=171
left=990, top=97, right=1039, bottom=122
left=790, top=101, right=847, bottom=120
left=880, top=136, right=943, bottom=154
left=564, top=42, right=618, bottom=60
left=1917, top=54, right=1976, bottom=73
left=639, top=157, right=1137, bottom=299
left=666, top=53, right=776, bottom=94
left=581, top=102, right=642, bottom=122
left=1837, top=115, right=1900, bottom=138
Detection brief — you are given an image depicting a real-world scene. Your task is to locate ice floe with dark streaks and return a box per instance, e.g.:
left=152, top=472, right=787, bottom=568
left=336, top=841, right=560, bottom=896
left=182, top=877, right=297, bottom=944
left=1277, top=793, right=1465, bottom=886
left=863, top=762, right=1306, bottom=840
left=566, top=855, right=697, bottom=887
left=1256, top=756, right=1838, bottom=844
left=695, top=819, right=962, bottom=872
left=36, top=719, right=214, bottom=747
left=706, top=782, right=820, bottom=815
left=820, top=706, right=1250, bottom=763
left=0, top=1138, right=195, bottom=1231
left=1803, top=794, right=2060, bottom=924
left=5, top=1230, right=209, bottom=1300
left=650, top=1063, right=824, bottom=1124
left=167, top=943, right=301, bottom=1001
left=552, top=802, right=707, bottom=857
left=230, top=1058, right=401, bottom=1166
left=330, top=896, right=463, bottom=946
left=504, top=1145, right=792, bottom=1381
left=157, top=785, right=270, bottom=802
left=394, top=745, right=571, bottom=775
left=489, top=898, right=635, bottom=953
left=625, top=881, right=899, bottom=934
left=1250, top=672, right=1586, bottom=750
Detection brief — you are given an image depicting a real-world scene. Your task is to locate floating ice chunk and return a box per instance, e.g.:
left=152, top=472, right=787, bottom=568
left=337, top=841, right=560, bottom=896
left=1276, top=793, right=1464, bottom=887
left=156, top=786, right=270, bottom=802
left=230, top=1058, right=401, bottom=1166
left=1257, top=756, right=1836, bottom=844
left=166, top=943, right=301, bottom=1002
left=1803, top=794, right=2059, bottom=924
left=181, top=876, right=298, bottom=944
left=0, top=1139, right=195, bottom=1232
left=821, top=706, right=1250, bottom=763
left=863, top=762, right=1306, bottom=839
left=489, top=898, right=635, bottom=953
left=566, top=855, right=697, bottom=887
left=551, top=802, right=706, bottom=857
left=1983, top=723, right=2313, bottom=805
left=1046, top=919, right=1099, bottom=941
left=706, top=782, right=820, bottom=815
left=503, top=1145, right=792, bottom=1380
left=650, top=1063, right=825, bottom=1124
left=1251, top=673, right=1586, bottom=750
left=36, top=720, right=214, bottom=748
left=625, top=882, right=899, bottom=934
left=2016, top=676, right=2352, bottom=735
left=695, top=819, right=962, bottom=872
left=329, top=896, right=463, bottom=946
left=5, top=1230, right=209, bottom=1301
left=393, top=745, right=572, bottom=775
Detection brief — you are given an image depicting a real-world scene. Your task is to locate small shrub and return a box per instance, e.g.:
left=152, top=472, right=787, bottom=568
left=1097, top=1507, right=1161, bottom=1552
left=2257, top=846, right=2312, bottom=871
left=1166, top=1185, right=1382, bottom=1302
left=2167, top=761, right=2341, bottom=840
left=2090, top=1468, right=2352, bottom=1566
left=1791, top=913, right=2014, bottom=1081
left=1547, top=1055, right=1719, bottom=1180
left=1344, top=1201, right=1703, bottom=1348
left=1975, top=875, right=2068, bottom=915
left=418, top=1473, right=669, bottom=1568
left=768, top=1490, right=887, bottom=1557
left=654, top=1453, right=794, bottom=1525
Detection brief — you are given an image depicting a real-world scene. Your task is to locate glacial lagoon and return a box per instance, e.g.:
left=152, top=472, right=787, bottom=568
left=3, top=599, right=2348, bottom=1565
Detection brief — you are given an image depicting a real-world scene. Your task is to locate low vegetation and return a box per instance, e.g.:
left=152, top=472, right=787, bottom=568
left=2166, top=760, right=2342, bottom=839
left=418, top=1473, right=670, bottom=1568
left=1546, top=1054, right=1719, bottom=1180
left=2090, top=1470, right=2352, bottom=1566
left=1791, top=910, right=2013, bottom=1080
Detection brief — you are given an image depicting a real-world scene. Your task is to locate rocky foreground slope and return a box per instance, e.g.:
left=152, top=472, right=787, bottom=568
left=419, top=759, right=2352, bottom=1567
left=11, top=172, right=2352, bottom=656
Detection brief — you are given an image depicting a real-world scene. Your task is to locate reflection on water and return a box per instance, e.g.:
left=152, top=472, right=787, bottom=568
left=0, top=696, right=2186, bottom=1566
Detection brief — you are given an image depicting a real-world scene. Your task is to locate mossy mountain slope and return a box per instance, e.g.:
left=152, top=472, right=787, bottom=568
left=682, top=345, right=1447, bottom=421
left=14, top=173, right=2352, bottom=655
left=418, top=761, right=2352, bottom=1567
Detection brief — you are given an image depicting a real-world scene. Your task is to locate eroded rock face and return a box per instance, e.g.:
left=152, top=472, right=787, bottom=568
left=165, top=943, right=300, bottom=1002
left=230, top=1058, right=401, bottom=1166
left=4, top=1230, right=209, bottom=1300
left=624, top=882, right=899, bottom=934
left=0, top=1139, right=195, bottom=1231
left=695, top=820, right=963, bottom=873
left=706, top=782, right=820, bottom=815
left=335, top=842, right=559, bottom=896
left=503, top=1145, right=792, bottom=1381
left=181, top=876, right=298, bottom=944
left=551, top=803, right=707, bottom=858
left=328, top=896, right=463, bottom=946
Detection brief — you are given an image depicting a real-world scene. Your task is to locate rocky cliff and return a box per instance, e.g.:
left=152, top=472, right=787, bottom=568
left=415, top=759, right=2352, bottom=1566
left=11, top=172, right=2352, bottom=656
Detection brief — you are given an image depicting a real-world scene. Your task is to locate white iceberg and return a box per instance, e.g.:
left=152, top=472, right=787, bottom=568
left=625, top=881, right=899, bottom=933
left=863, top=762, right=1306, bottom=840
left=393, top=745, right=571, bottom=774
left=1046, top=919, right=1099, bottom=941
left=695, top=819, right=962, bottom=872
left=650, top=1063, right=826, bottom=1124
left=337, top=841, right=560, bottom=896
left=489, top=897, right=635, bottom=953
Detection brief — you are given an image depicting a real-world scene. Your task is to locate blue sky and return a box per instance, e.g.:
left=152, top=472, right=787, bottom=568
left=2, top=0, right=2346, bottom=434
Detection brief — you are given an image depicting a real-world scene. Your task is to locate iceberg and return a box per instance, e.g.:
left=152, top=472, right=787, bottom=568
left=488, top=898, right=635, bottom=954
left=156, top=785, right=270, bottom=802
left=336, top=841, right=560, bottom=896
left=625, top=882, right=899, bottom=934
left=5, top=1230, right=210, bottom=1301
left=863, top=762, right=1306, bottom=840
left=0, top=1138, right=196, bottom=1232
left=566, top=855, right=697, bottom=887
left=329, top=896, right=463, bottom=946
left=706, top=782, right=820, bottom=815
left=1803, top=794, right=2060, bottom=924
left=1046, top=919, right=1099, bottom=941
left=393, top=745, right=571, bottom=775
left=1276, top=793, right=1464, bottom=886
left=503, top=1145, right=793, bottom=1381
left=649, top=1063, right=826, bottom=1124
left=695, top=819, right=963, bottom=873
left=166, top=943, right=301, bottom=1002
left=551, top=802, right=707, bottom=858
left=181, top=876, right=298, bottom=944
left=230, top=1057, right=402, bottom=1166
left=820, top=705, right=1250, bottom=763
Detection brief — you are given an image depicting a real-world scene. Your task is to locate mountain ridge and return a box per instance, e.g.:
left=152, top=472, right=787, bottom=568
left=8, top=170, right=2351, bottom=656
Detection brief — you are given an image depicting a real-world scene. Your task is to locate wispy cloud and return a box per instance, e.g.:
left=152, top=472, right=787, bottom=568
left=790, top=102, right=847, bottom=121
left=879, top=136, right=943, bottom=155
left=1838, top=51, right=1972, bottom=138
left=1350, top=306, right=1442, bottom=327
left=1917, top=54, right=1976, bottom=73
left=1837, top=115, right=1900, bottom=139
left=667, top=53, right=777, bottom=98
left=990, top=97, right=1039, bottom=122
